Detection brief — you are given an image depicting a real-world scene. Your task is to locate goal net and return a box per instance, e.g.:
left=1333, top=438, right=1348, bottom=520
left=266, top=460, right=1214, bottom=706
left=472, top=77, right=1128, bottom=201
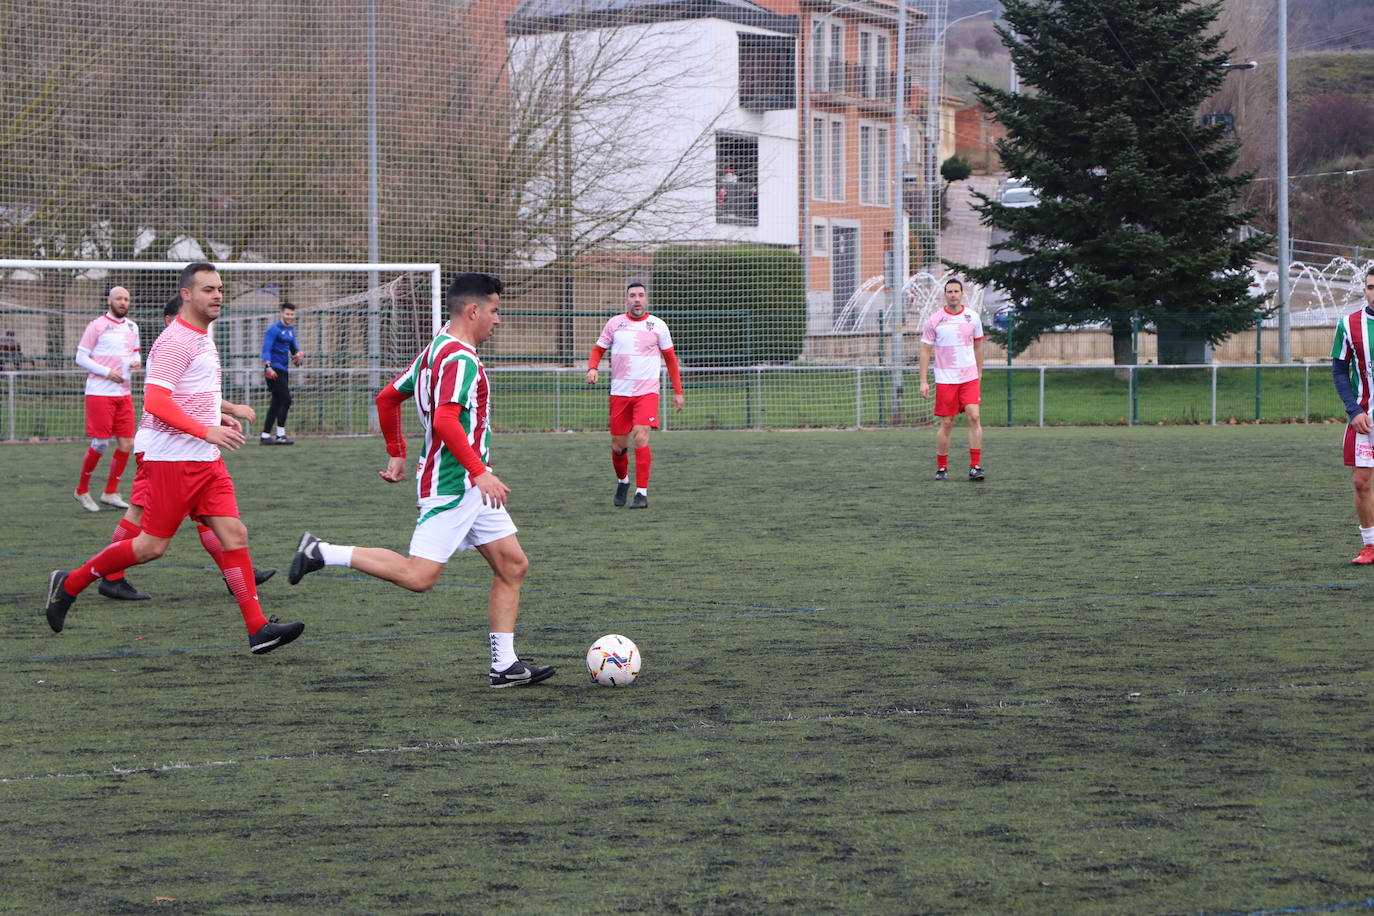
left=0, top=260, right=440, bottom=442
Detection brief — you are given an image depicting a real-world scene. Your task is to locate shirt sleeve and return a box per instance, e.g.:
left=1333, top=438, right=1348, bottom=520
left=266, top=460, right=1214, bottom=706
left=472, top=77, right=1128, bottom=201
left=262, top=324, right=278, bottom=364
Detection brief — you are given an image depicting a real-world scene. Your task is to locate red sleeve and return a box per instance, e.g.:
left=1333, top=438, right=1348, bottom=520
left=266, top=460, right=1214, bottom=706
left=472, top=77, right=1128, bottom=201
left=662, top=347, right=683, bottom=395
left=588, top=344, right=607, bottom=370
left=144, top=385, right=209, bottom=439
left=375, top=383, right=410, bottom=458
left=433, top=402, right=488, bottom=478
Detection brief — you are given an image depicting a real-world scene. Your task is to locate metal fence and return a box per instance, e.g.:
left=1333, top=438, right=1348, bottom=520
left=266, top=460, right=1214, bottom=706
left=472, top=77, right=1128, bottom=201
left=1, top=363, right=1347, bottom=443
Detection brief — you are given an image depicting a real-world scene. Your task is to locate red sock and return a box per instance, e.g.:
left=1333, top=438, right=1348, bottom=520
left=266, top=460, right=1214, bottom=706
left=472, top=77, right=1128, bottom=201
left=970, top=449, right=982, bottom=468
left=76, top=448, right=102, bottom=494
left=612, top=448, right=629, bottom=480
left=937, top=454, right=949, bottom=471
left=635, top=446, right=652, bottom=489
left=65, top=538, right=140, bottom=596
left=217, top=546, right=268, bottom=633
left=103, top=449, right=130, bottom=494
left=197, top=523, right=224, bottom=562
left=102, top=518, right=141, bottom=582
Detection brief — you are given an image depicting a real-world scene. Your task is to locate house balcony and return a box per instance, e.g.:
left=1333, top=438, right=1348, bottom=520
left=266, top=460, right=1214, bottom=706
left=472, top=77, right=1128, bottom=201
left=810, top=60, right=896, bottom=107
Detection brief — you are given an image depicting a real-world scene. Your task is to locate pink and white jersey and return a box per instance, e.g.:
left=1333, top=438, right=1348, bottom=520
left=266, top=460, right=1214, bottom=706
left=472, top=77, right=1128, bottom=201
left=77, top=313, right=141, bottom=397
left=138, top=317, right=222, bottom=462
left=921, top=307, right=984, bottom=385
left=596, top=312, right=675, bottom=397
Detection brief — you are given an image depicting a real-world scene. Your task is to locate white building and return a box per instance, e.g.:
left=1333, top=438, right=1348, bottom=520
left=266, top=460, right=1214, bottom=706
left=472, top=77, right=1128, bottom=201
left=506, top=0, right=799, bottom=253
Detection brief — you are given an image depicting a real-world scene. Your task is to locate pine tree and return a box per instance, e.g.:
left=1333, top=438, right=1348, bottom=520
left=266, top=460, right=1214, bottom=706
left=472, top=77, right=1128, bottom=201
left=953, top=0, right=1269, bottom=364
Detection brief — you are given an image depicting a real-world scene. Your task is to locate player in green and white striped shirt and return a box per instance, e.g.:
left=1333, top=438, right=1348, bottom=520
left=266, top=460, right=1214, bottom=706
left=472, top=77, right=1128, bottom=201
left=288, top=273, right=555, bottom=687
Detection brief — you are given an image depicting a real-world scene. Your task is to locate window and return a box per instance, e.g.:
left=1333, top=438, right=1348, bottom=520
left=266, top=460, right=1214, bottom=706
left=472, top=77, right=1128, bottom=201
left=812, top=219, right=829, bottom=255
left=811, top=18, right=844, bottom=92
left=739, top=34, right=795, bottom=111
left=859, top=120, right=890, bottom=206
left=811, top=115, right=843, bottom=202
left=857, top=29, right=890, bottom=100
left=716, top=132, right=759, bottom=226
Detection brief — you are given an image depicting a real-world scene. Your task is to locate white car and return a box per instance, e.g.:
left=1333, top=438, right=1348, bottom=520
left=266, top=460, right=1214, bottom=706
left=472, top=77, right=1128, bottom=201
left=1000, top=186, right=1039, bottom=208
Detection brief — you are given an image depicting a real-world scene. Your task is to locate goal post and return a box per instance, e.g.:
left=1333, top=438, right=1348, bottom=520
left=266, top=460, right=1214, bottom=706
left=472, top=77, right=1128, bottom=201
left=0, top=259, right=442, bottom=441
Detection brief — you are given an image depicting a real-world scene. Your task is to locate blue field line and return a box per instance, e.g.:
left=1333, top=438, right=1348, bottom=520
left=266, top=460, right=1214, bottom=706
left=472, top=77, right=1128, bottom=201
left=0, top=580, right=1364, bottom=665
left=1200, top=896, right=1374, bottom=915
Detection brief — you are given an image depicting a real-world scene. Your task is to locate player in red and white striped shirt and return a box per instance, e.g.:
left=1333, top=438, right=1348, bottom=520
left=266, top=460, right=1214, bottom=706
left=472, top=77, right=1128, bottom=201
left=72, top=286, right=141, bottom=512
left=45, top=263, right=305, bottom=655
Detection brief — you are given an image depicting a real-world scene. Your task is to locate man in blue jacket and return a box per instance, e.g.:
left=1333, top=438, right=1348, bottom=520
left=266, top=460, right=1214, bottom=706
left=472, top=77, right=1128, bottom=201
left=261, top=302, right=304, bottom=445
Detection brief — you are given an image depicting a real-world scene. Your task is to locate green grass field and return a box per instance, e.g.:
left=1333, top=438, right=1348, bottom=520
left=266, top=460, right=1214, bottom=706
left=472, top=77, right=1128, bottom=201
left=3, top=427, right=1374, bottom=914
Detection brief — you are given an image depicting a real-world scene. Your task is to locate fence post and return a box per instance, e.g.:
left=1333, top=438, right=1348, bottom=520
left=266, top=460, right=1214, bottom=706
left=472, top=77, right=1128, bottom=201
left=1210, top=365, right=1217, bottom=425
left=1254, top=313, right=1262, bottom=421
left=855, top=367, right=863, bottom=428
left=1038, top=367, right=1045, bottom=427
left=1006, top=312, right=1014, bottom=427
left=1129, top=366, right=1137, bottom=425
left=754, top=367, right=762, bottom=430
left=6, top=372, right=14, bottom=441
left=554, top=368, right=562, bottom=431
left=1303, top=364, right=1310, bottom=423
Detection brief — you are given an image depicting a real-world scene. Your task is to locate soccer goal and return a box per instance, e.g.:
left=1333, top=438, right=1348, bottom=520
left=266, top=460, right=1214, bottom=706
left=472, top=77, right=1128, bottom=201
left=0, top=259, right=441, bottom=442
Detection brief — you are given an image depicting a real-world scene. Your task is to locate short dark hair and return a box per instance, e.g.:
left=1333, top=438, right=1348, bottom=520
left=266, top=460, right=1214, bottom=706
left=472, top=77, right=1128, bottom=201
left=944, top=278, right=964, bottom=290
left=446, top=272, right=503, bottom=314
left=178, top=261, right=217, bottom=292
left=164, top=294, right=182, bottom=319
left=281, top=301, right=296, bottom=312
left=627, top=281, right=646, bottom=292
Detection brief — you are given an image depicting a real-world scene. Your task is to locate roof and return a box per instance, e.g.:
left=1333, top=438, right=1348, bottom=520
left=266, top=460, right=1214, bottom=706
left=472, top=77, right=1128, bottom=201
left=507, top=0, right=797, bottom=36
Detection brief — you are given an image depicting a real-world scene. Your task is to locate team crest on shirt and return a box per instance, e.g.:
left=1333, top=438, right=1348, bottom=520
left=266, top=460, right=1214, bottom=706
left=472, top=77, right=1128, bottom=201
left=646, top=321, right=655, bottom=330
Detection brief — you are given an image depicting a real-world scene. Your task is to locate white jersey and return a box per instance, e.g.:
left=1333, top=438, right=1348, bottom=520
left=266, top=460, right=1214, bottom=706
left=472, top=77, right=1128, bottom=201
left=138, top=318, right=222, bottom=462
left=595, top=312, right=675, bottom=397
left=77, top=313, right=141, bottom=397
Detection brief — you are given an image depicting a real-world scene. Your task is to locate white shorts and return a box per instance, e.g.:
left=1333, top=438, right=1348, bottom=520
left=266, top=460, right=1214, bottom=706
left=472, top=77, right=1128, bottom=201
left=408, top=488, right=518, bottom=563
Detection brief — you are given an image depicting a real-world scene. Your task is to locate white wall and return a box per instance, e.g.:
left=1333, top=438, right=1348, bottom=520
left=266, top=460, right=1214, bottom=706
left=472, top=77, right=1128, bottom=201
left=508, top=17, right=798, bottom=253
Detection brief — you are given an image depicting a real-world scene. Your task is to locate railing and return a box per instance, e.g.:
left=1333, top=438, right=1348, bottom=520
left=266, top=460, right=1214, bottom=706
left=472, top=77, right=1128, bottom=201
left=812, top=59, right=896, bottom=103
left=0, top=363, right=1346, bottom=442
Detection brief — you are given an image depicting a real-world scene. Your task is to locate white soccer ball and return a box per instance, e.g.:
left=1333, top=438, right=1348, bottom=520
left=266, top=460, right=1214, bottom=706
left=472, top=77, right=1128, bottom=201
left=586, top=634, right=641, bottom=687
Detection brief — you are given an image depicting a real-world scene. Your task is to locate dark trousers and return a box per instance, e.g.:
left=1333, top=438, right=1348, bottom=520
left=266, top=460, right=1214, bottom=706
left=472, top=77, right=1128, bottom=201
left=263, top=368, right=293, bottom=433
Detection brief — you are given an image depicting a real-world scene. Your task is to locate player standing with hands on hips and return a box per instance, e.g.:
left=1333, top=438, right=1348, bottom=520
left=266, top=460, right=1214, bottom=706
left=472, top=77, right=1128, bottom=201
left=45, top=262, right=305, bottom=654
left=260, top=302, right=303, bottom=445
left=288, top=273, right=555, bottom=688
left=585, top=281, right=684, bottom=509
left=919, top=278, right=985, bottom=481
left=73, top=286, right=141, bottom=512
left=1331, top=266, right=1374, bottom=564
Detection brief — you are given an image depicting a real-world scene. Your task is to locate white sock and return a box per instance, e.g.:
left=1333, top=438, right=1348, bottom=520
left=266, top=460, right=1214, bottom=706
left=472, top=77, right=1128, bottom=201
left=1361, top=525, right=1374, bottom=547
left=618, top=477, right=629, bottom=484
left=319, top=542, right=355, bottom=567
left=490, top=632, right=517, bottom=670
left=275, top=426, right=286, bottom=437
left=636, top=487, right=647, bottom=495
left=260, top=431, right=272, bottom=439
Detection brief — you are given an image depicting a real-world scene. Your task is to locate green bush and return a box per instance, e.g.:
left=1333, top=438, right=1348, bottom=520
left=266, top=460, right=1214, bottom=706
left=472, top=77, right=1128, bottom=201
left=650, top=244, right=805, bottom=366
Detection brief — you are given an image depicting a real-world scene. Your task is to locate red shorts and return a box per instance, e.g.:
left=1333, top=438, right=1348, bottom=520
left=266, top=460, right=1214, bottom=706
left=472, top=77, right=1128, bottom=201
left=85, top=395, right=135, bottom=438
left=130, top=452, right=151, bottom=508
left=934, top=379, right=981, bottom=417
left=138, top=459, right=240, bottom=538
left=610, top=393, right=660, bottom=436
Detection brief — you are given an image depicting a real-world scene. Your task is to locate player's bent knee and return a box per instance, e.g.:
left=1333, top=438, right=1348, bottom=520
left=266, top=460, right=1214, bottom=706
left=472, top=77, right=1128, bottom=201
left=89, top=437, right=110, bottom=454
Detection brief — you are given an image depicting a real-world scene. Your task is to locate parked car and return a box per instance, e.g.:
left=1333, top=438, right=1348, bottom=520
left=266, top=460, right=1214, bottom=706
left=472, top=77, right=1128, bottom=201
left=999, top=185, right=1039, bottom=208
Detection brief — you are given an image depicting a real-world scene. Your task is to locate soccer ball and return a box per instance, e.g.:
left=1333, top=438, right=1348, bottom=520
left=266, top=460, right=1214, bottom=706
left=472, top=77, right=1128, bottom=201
left=586, top=634, right=641, bottom=687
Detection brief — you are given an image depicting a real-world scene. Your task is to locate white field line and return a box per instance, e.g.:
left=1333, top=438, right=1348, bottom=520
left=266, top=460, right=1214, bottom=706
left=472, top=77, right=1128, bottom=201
left=3, top=679, right=1371, bottom=787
